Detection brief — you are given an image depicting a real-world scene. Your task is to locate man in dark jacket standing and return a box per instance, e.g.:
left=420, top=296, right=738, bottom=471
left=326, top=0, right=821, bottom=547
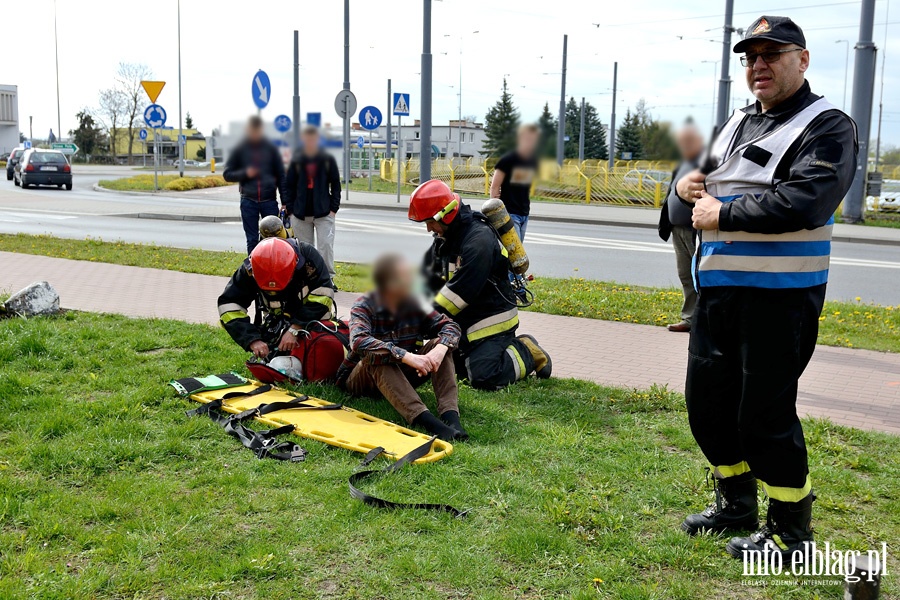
left=285, top=125, right=342, bottom=277
left=676, top=16, right=857, bottom=563
left=657, top=121, right=704, bottom=333
left=223, top=116, right=287, bottom=254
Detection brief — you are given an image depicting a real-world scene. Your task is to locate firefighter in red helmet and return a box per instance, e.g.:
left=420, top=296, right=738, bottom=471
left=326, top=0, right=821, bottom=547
left=217, top=237, right=336, bottom=357
left=409, top=179, right=552, bottom=389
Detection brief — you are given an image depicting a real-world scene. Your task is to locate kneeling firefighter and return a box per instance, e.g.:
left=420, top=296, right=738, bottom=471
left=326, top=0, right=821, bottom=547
left=217, top=237, right=336, bottom=358
left=408, top=179, right=551, bottom=389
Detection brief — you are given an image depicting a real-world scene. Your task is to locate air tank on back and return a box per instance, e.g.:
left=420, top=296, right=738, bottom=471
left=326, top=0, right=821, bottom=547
left=481, top=198, right=529, bottom=275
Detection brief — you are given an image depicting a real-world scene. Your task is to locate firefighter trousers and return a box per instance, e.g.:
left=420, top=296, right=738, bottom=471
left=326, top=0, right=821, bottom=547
left=457, top=330, right=535, bottom=390
left=685, top=284, right=826, bottom=502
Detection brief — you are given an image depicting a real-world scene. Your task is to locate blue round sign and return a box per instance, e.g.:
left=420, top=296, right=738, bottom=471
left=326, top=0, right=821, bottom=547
left=356, top=136, right=365, bottom=149
left=252, top=70, right=271, bottom=110
left=139, top=128, right=148, bottom=140
left=274, top=114, right=292, bottom=133
left=359, top=106, right=383, bottom=131
left=143, top=104, right=167, bottom=128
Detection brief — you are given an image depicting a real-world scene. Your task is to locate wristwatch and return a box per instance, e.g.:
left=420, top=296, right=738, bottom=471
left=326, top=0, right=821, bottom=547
left=288, top=327, right=301, bottom=337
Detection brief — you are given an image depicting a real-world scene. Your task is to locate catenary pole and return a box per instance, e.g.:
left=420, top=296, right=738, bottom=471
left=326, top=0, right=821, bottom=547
left=386, top=79, right=392, bottom=160
left=293, top=30, right=300, bottom=150
left=343, top=0, right=351, bottom=201
left=420, top=0, right=433, bottom=182
left=874, top=0, right=890, bottom=168
left=608, top=62, right=617, bottom=169
left=578, top=97, right=585, bottom=161
left=843, top=0, right=878, bottom=223
left=54, top=0, right=61, bottom=142
left=177, top=0, right=184, bottom=177
left=556, top=34, right=568, bottom=166
left=716, top=0, right=734, bottom=127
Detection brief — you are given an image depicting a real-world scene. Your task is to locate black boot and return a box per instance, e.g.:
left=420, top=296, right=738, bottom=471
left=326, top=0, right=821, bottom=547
left=681, top=471, right=759, bottom=535
left=440, top=410, right=469, bottom=441
left=412, top=411, right=458, bottom=443
left=726, top=493, right=815, bottom=560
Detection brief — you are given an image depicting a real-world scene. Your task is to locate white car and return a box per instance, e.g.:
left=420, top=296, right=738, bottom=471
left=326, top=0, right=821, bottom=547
left=866, top=179, right=900, bottom=212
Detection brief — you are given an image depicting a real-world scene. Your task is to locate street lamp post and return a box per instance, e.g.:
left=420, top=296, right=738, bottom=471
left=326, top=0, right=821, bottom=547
left=701, top=60, right=720, bottom=131
left=177, top=0, right=184, bottom=177
left=836, top=40, right=850, bottom=111
left=443, top=31, right=479, bottom=160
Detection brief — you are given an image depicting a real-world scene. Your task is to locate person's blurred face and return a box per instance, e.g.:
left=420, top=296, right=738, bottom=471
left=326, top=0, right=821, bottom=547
left=246, top=124, right=263, bottom=143
left=379, top=260, right=414, bottom=311
left=743, top=41, right=809, bottom=110
left=517, top=128, right=539, bottom=157
left=676, top=127, right=704, bottom=162
left=302, top=131, right=320, bottom=156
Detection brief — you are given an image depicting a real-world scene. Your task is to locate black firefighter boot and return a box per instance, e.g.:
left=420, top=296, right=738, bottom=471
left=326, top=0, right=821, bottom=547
left=681, top=471, right=759, bottom=535
left=726, top=493, right=815, bottom=561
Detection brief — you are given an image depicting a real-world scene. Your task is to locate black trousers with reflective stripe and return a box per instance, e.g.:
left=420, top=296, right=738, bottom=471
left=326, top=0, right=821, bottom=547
left=685, top=284, right=826, bottom=490
left=455, top=330, right=534, bottom=390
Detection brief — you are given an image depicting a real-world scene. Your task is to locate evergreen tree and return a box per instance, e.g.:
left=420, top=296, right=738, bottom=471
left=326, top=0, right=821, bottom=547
left=615, top=110, right=643, bottom=159
left=482, top=79, right=520, bottom=157
left=537, top=102, right=557, bottom=159
left=582, top=101, right=608, bottom=160
left=641, top=120, right=679, bottom=160
left=69, top=110, right=107, bottom=160
left=564, top=97, right=580, bottom=159
left=185, top=112, right=194, bottom=129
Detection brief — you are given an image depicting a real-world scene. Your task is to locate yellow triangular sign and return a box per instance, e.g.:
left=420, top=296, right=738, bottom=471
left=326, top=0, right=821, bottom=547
left=141, top=81, right=166, bottom=104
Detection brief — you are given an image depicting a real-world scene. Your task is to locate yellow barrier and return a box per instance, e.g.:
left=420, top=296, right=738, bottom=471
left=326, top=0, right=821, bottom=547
left=379, top=158, right=677, bottom=207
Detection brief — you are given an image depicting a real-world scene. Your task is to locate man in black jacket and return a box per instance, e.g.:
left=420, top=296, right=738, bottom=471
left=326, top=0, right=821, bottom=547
left=285, top=125, right=342, bottom=277
left=675, top=16, right=857, bottom=562
left=217, top=237, right=336, bottom=357
left=657, top=121, right=704, bottom=333
left=223, top=116, right=287, bottom=254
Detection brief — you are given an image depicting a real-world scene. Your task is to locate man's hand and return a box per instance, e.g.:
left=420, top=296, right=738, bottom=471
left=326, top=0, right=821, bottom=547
left=402, top=352, right=433, bottom=377
left=329, top=211, right=336, bottom=217
left=278, top=329, right=299, bottom=352
left=423, top=344, right=449, bottom=372
left=692, top=191, right=722, bottom=230
left=676, top=169, right=706, bottom=203
left=246, top=166, right=259, bottom=179
left=249, top=340, right=269, bottom=358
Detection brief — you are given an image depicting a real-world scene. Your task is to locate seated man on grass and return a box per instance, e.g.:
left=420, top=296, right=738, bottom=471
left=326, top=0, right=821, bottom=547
left=336, top=254, right=468, bottom=442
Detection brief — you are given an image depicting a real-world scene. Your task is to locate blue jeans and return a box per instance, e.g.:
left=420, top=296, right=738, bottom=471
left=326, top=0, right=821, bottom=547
left=240, top=197, right=279, bottom=254
left=510, top=213, right=529, bottom=241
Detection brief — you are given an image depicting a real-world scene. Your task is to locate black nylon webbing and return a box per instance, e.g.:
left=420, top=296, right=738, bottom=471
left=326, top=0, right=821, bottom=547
left=348, top=436, right=466, bottom=517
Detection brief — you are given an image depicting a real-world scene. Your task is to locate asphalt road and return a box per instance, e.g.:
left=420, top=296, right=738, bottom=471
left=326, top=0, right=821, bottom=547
left=1, top=167, right=898, bottom=305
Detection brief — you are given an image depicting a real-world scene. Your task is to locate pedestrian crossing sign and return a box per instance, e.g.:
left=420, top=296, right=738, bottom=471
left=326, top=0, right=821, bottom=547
left=393, top=93, right=410, bottom=117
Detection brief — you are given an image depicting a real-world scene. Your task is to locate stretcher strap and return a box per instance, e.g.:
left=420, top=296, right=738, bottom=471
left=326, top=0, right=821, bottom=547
left=348, top=437, right=466, bottom=517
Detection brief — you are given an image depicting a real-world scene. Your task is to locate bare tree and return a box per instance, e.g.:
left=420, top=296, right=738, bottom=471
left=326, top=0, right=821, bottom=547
left=115, top=62, right=153, bottom=164
left=98, top=88, right=126, bottom=160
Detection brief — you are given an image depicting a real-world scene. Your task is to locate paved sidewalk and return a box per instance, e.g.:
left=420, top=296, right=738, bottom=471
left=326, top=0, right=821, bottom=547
left=2, top=251, right=899, bottom=435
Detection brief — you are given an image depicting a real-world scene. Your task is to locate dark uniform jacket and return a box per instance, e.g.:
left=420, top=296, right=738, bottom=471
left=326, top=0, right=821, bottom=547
left=284, top=151, right=342, bottom=219
left=217, top=239, right=336, bottom=350
left=697, top=81, right=857, bottom=234
left=222, top=138, right=286, bottom=203
left=424, top=204, right=519, bottom=345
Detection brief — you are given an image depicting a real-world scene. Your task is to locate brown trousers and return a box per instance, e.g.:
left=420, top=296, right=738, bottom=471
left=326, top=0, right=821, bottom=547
left=344, top=340, right=459, bottom=423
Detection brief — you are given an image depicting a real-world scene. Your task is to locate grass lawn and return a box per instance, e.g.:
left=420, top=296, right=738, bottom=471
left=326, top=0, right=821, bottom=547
left=97, top=174, right=234, bottom=192
left=1, top=311, right=898, bottom=599
left=2, top=233, right=897, bottom=353
left=860, top=212, right=900, bottom=229
left=348, top=177, right=417, bottom=195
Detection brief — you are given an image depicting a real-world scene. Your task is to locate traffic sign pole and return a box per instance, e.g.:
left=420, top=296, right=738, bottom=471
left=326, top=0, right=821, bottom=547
left=153, top=128, right=159, bottom=191
left=397, top=115, right=402, bottom=204
left=368, top=130, right=373, bottom=191
left=343, top=0, right=351, bottom=203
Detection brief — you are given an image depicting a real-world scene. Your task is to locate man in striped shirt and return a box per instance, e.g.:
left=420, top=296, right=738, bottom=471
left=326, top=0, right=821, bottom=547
left=336, top=254, right=467, bottom=442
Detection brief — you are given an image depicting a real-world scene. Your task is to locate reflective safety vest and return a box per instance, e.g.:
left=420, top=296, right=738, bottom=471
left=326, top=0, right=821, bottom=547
left=701, top=98, right=837, bottom=289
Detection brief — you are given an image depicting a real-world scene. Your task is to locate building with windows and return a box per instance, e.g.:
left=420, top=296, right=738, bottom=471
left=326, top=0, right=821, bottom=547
left=111, top=127, right=206, bottom=165
left=369, top=118, right=486, bottom=160
left=0, top=84, right=20, bottom=155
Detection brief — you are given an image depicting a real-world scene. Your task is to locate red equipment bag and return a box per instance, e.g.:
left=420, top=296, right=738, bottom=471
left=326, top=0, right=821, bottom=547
left=291, top=320, right=350, bottom=382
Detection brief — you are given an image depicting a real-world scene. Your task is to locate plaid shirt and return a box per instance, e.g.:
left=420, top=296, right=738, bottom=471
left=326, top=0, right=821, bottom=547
left=335, top=291, right=461, bottom=385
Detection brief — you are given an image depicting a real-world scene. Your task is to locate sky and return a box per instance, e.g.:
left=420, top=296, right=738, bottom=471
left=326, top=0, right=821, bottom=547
left=3, top=0, right=898, bottom=147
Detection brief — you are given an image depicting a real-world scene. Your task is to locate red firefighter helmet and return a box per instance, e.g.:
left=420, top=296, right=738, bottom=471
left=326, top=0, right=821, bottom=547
left=408, top=179, right=460, bottom=223
left=250, top=238, right=298, bottom=291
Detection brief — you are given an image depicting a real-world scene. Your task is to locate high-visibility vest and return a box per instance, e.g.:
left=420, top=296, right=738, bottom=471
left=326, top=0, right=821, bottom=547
left=701, top=97, right=838, bottom=289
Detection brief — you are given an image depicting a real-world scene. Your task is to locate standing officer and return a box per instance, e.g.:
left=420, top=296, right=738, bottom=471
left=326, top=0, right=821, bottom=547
left=676, top=16, right=857, bottom=561
left=223, top=116, right=287, bottom=254
left=409, top=179, right=552, bottom=390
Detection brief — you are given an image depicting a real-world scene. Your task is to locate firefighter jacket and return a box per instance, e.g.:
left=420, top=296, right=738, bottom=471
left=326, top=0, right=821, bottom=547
left=217, top=239, right=336, bottom=350
left=424, top=203, right=519, bottom=345
left=696, top=81, right=857, bottom=289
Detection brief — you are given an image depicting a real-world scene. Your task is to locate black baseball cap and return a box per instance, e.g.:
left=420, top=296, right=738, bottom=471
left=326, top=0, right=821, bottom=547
left=733, top=16, right=806, bottom=54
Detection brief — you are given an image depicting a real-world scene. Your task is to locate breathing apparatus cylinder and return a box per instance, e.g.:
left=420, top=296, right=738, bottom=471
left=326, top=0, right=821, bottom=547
left=481, top=198, right=529, bottom=275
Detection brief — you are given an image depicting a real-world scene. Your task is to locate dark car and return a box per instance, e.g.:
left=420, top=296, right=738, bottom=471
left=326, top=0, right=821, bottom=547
left=6, top=147, right=25, bottom=181
left=14, top=149, right=73, bottom=190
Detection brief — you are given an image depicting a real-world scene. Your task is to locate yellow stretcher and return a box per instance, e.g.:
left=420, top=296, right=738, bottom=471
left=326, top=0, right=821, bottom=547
left=189, top=380, right=453, bottom=464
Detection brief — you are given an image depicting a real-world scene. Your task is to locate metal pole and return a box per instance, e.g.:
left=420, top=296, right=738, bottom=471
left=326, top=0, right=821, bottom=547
left=458, top=36, right=463, bottom=159
left=29, top=116, right=32, bottom=142
left=368, top=130, right=373, bottom=191
left=716, top=0, right=734, bottom=126
left=556, top=34, right=568, bottom=166
left=397, top=116, right=402, bottom=203
left=578, top=97, right=585, bottom=161
left=386, top=79, right=392, bottom=160
left=608, top=62, right=617, bottom=169
left=342, top=0, right=350, bottom=201
left=293, top=30, right=300, bottom=151
left=54, top=0, right=61, bottom=141
left=177, top=0, right=184, bottom=177
left=153, top=128, right=159, bottom=191
left=837, top=40, right=851, bottom=111
left=420, top=0, right=433, bottom=182
left=874, top=0, right=890, bottom=168
left=843, top=0, right=878, bottom=223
